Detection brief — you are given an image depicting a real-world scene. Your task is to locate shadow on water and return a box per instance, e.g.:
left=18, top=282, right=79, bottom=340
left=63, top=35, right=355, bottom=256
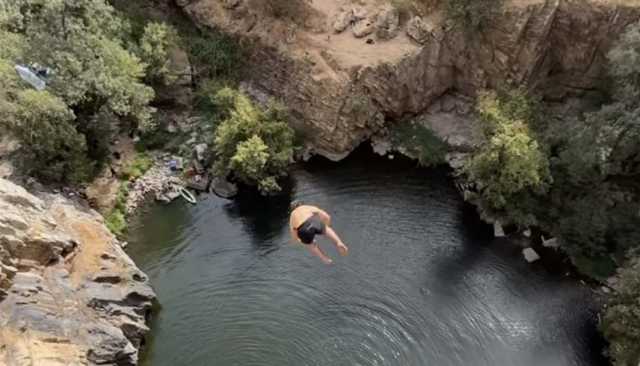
left=222, top=177, right=294, bottom=255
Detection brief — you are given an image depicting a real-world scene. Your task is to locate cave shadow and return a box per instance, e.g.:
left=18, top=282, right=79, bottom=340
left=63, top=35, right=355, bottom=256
left=221, top=177, right=295, bottom=256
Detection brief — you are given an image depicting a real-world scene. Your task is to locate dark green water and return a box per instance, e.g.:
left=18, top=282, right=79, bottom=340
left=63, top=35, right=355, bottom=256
left=127, top=149, right=606, bottom=366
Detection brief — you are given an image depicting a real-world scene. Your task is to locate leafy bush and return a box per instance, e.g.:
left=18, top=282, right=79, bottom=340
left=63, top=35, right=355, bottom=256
left=2, top=84, right=93, bottom=183
left=138, top=22, right=179, bottom=86
left=188, top=31, right=243, bottom=81
left=120, top=152, right=154, bottom=181
left=391, top=121, right=447, bottom=167
left=212, top=88, right=294, bottom=194
left=106, top=182, right=129, bottom=236
left=464, top=90, right=551, bottom=214
left=194, top=79, right=236, bottom=121
left=106, top=210, right=127, bottom=237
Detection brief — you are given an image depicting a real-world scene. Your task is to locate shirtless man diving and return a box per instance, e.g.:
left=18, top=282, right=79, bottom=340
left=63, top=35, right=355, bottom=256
left=289, top=204, right=349, bottom=264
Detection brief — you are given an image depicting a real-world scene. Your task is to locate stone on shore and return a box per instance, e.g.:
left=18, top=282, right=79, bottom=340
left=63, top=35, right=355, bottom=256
left=211, top=177, right=238, bottom=199
left=523, top=248, right=541, bottom=263
left=542, top=236, right=559, bottom=248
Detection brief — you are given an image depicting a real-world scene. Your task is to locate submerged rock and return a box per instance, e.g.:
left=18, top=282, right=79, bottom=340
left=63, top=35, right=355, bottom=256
left=0, top=178, right=154, bottom=365
left=523, top=248, right=541, bottom=263
left=211, top=177, right=238, bottom=199
left=541, top=236, right=559, bottom=248
left=493, top=221, right=505, bottom=238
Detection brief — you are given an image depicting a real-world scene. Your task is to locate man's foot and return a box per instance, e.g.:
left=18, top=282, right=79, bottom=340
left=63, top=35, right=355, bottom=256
left=337, top=243, right=349, bottom=256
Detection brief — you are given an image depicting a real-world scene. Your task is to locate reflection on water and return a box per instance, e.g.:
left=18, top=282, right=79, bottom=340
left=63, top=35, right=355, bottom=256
left=127, top=148, right=607, bottom=366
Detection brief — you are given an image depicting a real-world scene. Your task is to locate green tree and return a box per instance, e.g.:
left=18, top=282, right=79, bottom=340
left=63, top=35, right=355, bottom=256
left=598, top=22, right=640, bottom=365
left=212, top=88, right=294, bottom=194
left=540, top=21, right=640, bottom=274
left=138, top=22, right=179, bottom=85
left=188, top=31, right=243, bottom=81
left=464, top=90, right=551, bottom=224
left=549, top=102, right=640, bottom=268
left=9, top=90, right=92, bottom=183
left=0, top=0, right=166, bottom=183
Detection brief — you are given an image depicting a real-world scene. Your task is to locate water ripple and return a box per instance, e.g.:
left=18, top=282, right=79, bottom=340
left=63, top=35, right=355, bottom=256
left=129, top=155, right=605, bottom=366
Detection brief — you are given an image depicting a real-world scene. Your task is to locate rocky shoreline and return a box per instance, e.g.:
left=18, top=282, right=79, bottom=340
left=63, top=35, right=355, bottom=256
left=125, top=158, right=186, bottom=215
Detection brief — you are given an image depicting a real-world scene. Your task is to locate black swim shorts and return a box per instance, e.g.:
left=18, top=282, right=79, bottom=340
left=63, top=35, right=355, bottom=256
left=297, top=213, right=326, bottom=244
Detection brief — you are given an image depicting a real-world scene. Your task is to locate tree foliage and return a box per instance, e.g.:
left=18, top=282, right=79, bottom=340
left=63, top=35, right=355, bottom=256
left=390, top=121, right=447, bottom=167
left=544, top=21, right=640, bottom=264
left=464, top=90, right=551, bottom=223
left=212, top=88, right=294, bottom=194
left=188, top=30, right=243, bottom=81
left=0, top=0, right=175, bottom=183
left=603, top=257, right=640, bottom=366
left=138, top=22, right=179, bottom=85
left=9, top=90, right=92, bottom=182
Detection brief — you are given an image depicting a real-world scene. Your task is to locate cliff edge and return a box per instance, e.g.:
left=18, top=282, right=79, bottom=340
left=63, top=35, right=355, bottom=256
left=178, top=0, right=640, bottom=160
left=0, top=179, right=155, bottom=366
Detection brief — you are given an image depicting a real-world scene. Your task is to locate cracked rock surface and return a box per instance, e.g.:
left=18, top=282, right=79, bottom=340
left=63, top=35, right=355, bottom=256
left=0, top=179, right=155, bottom=366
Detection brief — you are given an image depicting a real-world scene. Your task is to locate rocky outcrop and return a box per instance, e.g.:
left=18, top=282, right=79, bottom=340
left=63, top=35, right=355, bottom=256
left=177, top=0, right=640, bottom=161
left=0, top=179, right=154, bottom=366
left=126, top=160, right=186, bottom=213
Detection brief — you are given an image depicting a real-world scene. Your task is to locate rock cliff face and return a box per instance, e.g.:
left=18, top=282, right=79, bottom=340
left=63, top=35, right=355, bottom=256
left=177, top=0, right=640, bottom=160
left=0, top=179, right=154, bottom=366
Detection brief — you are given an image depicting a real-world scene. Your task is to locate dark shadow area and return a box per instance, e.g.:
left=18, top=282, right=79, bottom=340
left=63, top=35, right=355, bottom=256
left=222, top=177, right=294, bottom=253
